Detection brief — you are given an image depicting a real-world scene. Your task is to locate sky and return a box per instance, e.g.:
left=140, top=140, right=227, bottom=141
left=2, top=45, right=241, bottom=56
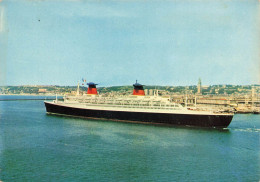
left=0, top=0, right=259, bottom=86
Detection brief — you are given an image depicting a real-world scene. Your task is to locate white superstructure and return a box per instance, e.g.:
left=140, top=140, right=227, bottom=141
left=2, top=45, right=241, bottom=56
left=50, top=94, right=232, bottom=116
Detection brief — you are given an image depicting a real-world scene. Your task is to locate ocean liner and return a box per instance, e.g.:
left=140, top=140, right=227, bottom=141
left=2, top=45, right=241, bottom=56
left=44, top=81, right=234, bottom=128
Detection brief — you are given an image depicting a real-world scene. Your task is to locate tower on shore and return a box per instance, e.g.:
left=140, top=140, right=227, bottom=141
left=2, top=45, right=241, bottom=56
left=197, top=78, right=202, bottom=94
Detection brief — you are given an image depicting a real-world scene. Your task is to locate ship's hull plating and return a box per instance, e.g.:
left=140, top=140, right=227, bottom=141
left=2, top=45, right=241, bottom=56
left=44, top=102, right=233, bottom=128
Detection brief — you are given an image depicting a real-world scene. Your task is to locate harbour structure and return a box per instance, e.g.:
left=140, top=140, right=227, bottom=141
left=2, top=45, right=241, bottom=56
left=44, top=81, right=234, bottom=128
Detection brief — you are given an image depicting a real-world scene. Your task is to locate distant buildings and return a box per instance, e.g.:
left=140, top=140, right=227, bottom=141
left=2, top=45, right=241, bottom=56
left=1, top=82, right=259, bottom=113
left=0, top=83, right=259, bottom=100
left=38, top=89, right=47, bottom=93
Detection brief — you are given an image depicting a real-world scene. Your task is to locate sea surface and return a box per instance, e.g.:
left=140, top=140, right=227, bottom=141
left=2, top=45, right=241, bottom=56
left=0, top=95, right=259, bottom=181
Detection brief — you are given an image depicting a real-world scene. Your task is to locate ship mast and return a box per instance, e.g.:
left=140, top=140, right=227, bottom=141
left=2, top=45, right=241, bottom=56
left=76, top=81, right=80, bottom=96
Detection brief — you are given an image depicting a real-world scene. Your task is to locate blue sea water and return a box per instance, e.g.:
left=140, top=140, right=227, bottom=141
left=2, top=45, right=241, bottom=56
left=0, top=95, right=259, bottom=181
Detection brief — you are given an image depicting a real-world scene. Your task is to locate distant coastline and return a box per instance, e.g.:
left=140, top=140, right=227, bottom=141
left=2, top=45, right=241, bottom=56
left=0, top=85, right=259, bottom=114
left=1, top=84, right=259, bottom=96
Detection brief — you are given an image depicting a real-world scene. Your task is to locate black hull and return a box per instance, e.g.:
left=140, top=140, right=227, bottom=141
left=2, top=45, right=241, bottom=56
left=44, top=102, right=233, bottom=128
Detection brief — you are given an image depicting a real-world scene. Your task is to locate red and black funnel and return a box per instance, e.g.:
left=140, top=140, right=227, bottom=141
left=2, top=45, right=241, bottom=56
left=87, top=82, right=98, bottom=95
left=133, top=80, right=145, bottom=96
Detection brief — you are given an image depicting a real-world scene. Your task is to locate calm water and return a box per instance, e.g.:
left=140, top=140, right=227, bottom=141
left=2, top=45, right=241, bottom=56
left=0, top=96, right=259, bottom=181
